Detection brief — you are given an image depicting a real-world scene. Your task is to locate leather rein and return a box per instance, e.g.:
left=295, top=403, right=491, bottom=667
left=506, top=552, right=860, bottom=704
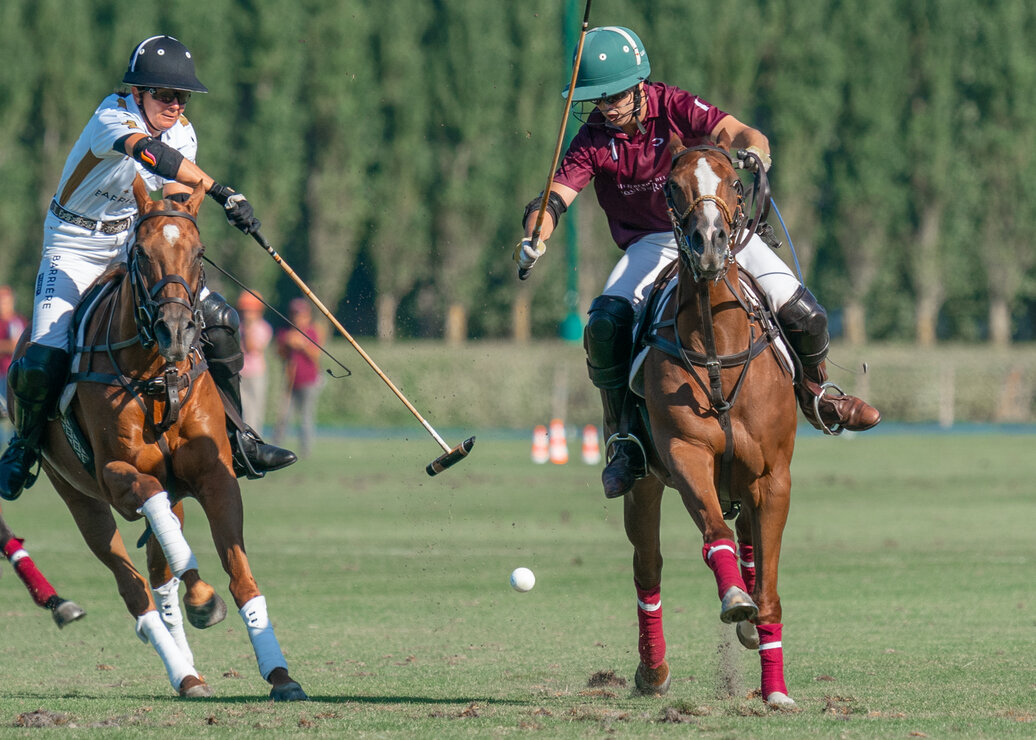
left=71, top=208, right=208, bottom=436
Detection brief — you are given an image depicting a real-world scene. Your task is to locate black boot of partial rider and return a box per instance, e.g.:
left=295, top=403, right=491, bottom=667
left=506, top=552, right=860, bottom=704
left=199, top=293, right=297, bottom=479
left=0, top=344, right=71, bottom=500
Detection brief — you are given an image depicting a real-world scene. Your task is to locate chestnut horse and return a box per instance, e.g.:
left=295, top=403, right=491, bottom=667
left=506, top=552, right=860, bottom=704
left=626, top=144, right=798, bottom=708
left=15, top=177, right=306, bottom=700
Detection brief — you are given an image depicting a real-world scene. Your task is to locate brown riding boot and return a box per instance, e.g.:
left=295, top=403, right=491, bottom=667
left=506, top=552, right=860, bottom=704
left=796, top=361, right=881, bottom=433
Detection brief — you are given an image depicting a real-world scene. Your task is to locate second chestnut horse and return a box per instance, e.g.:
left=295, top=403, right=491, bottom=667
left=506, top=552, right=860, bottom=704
left=625, top=144, right=799, bottom=708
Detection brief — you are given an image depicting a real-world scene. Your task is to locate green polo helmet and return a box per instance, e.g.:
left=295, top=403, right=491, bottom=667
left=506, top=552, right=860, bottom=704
left=563, top=26, right=650, bottom=101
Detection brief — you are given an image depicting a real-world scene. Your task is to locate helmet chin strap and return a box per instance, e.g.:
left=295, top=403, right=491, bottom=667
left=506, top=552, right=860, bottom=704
left=133, top=89, right=162, bottom=137
left=633, top=85, right=646, bottom=134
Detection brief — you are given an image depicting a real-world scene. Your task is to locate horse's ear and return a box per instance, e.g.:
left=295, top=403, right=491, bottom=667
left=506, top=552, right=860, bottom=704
left=132, top=175, right=152, bottom=214
left=667, top=132, right=685, bottom=158
left=714, top=129, right=734, bottom=154
left=185, top=182, right=207, bottom=216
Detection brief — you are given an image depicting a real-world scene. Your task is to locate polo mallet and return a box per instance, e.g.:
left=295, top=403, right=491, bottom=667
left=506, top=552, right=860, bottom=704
left=250, top=231, right=475, bottom=476
left=519, top=0, right=593, bottom=281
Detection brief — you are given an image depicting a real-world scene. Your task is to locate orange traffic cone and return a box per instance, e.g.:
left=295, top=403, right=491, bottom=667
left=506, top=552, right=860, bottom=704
left=581, top=424, right=601, bottom=464
left=531, top=424, right=549, bottom=464
left=548, top=418, right=568, bottom=465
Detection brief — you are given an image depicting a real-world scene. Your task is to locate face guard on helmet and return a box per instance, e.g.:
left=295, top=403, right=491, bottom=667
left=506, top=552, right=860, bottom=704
left=123, top=35, right=208, bottom=93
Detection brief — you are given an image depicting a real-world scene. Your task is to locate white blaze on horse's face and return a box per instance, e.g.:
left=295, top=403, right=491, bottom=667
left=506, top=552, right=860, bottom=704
left=694, top=156, right=723, bottom=236
left=163, top=224, right=181, bottom=246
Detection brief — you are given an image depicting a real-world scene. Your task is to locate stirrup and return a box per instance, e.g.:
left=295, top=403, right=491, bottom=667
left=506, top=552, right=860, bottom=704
left=604, top=433, right=647, bottom=475
left=810, top=381, right=846, bottom=436
left=231, top=429, right=265, bottom=480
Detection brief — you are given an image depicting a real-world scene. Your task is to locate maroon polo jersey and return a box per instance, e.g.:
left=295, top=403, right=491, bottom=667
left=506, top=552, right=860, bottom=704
left=554, top=82, right=729, bottom=249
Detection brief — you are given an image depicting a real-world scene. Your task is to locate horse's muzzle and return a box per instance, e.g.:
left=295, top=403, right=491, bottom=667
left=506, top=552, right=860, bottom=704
left=154, top=308, right=198, bottom=363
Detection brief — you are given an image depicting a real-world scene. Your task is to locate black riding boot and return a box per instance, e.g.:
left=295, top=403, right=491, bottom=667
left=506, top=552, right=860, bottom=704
left=199, top=293, right=297, bottom=479
left=777, top=286, right=881, bottom=433
left=0, top=344, right=70, bottom=500
left=585, top=295, right=646, bottom=499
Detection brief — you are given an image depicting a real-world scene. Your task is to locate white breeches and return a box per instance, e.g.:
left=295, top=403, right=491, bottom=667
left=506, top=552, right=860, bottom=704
left=601, top=232, right=802, bottom=317
left=29, top=212, right=209, bottom=350
left=31, top=213, right=132, bottom=349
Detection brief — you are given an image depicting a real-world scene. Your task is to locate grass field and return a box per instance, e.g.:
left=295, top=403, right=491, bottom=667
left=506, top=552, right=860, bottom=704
left=0, top=430, right=1033, bottom=737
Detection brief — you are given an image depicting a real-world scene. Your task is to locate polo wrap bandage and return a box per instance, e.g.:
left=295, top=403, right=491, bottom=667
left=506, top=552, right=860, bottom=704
left=240, top=595, right=287, bottom=680
left=138, top=491, right=198, bottom=578
left=135, top=609, right=198, bottom=690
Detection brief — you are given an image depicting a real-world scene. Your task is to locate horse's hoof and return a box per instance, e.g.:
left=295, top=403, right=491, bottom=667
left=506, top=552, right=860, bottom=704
left=51, top=599, right=86, bottom=629
left=765, top=691, right=798, bottom=710
left=185, top=593, right=227, bottom=629
left=735, top=620, right=759, bottom=650
left=179, top=675, right=213, bottom=698
left=270, top=680, right=308, bottom=702
left=633, top=661, right=671, bottom=696
left=719, top=586, right=758, bottom=624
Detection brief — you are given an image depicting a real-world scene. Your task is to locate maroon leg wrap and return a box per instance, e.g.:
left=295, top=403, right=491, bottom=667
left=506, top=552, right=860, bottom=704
left=758, top=622, right=788, bottom=698
left=702, top=539, right=746, bottom=599
left=738, top=542, right=756, bottom=595
left=635, top=581, right=666, bottom=668
left=3, top=537, right=58, bottom=609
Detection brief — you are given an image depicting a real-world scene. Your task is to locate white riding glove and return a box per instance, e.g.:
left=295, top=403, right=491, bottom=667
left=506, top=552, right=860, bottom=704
left=739, top=145, right=772, bottom=173
left=512, top=237, right=547, bottom=271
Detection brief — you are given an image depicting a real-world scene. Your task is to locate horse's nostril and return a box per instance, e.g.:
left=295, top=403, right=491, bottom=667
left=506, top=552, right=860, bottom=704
left=154, top=319, right=172, bottom=344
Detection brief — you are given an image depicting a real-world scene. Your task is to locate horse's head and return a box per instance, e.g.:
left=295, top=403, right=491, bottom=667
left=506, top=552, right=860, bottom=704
left=130, top=177, right=207, bottom=363
left=664, top=142, right=745, bottom=282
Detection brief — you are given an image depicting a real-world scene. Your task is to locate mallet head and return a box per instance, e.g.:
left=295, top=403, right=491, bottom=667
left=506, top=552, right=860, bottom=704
left=426, top=436, right=476, bottom=476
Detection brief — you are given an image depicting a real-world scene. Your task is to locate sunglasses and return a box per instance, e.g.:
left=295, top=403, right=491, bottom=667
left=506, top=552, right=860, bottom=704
left=590, top=89, right=632, bottom=106
left=144, top=88, right=191, bottom=105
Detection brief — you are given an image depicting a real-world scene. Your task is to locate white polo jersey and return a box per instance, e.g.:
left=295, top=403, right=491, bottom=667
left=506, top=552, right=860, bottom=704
left=52, top=92, right=198, bottom=222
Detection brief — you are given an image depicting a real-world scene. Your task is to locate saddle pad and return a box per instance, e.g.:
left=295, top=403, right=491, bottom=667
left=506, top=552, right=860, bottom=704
left=629, top=275, right=792, bottom=398
left=59, top=278, right=121, bottom=414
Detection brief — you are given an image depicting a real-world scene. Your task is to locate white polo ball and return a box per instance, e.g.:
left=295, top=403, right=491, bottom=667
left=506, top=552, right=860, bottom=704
left=509, top=567, right=535, bottom=592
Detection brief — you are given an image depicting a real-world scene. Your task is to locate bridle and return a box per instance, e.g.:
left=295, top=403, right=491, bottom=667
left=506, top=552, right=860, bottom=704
left=664, top=144, right=772, bottom=282
left=128, top=208, right=205, bottom=348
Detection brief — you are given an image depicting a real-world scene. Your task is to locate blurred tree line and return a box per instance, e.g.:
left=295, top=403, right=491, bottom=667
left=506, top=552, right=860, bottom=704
left=0, top=0, right=1033, bottom=344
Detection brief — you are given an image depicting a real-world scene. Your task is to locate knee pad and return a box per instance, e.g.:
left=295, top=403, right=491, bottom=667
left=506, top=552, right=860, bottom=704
left=199, top=293, right=243, bottom=376
left=584, top=295, right=635, bottom=390
left=8, top=344, right=71, bottom=405
left=776, top=286, right=829, bottom=366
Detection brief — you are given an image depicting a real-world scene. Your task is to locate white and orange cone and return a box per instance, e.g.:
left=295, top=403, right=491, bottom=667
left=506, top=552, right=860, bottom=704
left=581, top=424, right=602, bottom=465
left=531, top=424, right=549, bottom=464
left=548, top=418, right=568, bottom=465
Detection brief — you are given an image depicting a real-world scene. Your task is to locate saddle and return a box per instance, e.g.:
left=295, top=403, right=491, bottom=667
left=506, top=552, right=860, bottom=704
left=629, top=263, right=793, bottom=398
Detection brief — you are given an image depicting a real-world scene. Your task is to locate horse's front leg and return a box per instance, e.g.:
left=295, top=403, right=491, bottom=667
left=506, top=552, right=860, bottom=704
left=192, top=466, right=308, bottom=702
left=750, top=470, right=796, bottom=709
left=145, top=499, right=204, bottom=667
left=55, top=472, right=208, bottom=697
left=733, top=507, right=760, bottom=650
left=623, top=475, right=671, bottom=695
left=666, top=439, right=757, bottom=625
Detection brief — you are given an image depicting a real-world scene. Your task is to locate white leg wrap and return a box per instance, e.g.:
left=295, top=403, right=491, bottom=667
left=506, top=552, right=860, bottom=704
left=135, top=610, right=198, bottom=692
left=152, top=577, right=194, bottom=668
left=239, top=595, right=286, bottom=680
left=138, top=491, right=198, bottom=578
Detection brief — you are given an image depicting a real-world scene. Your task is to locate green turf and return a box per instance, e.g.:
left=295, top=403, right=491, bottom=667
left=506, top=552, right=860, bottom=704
left=0, top=432, right=1033, bottom=737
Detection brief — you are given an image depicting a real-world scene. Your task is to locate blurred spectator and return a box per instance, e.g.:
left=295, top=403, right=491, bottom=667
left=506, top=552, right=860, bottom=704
left=274, top=298, right=325, bottom=458
left=0, top=287, right=28, bottom=446
left=237, top=291, right=272, bottom=430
